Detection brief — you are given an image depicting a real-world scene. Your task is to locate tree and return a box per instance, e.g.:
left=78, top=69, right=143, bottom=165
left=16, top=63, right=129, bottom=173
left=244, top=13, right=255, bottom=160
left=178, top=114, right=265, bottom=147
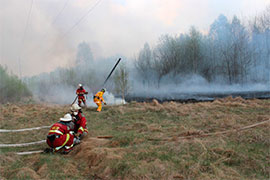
left=134, top=43, right=154, bottom=86
left=208, top=14, right=231, bottom=81
left=185, top=26, right=203, bottom=74
left=76, top=42, right=94, bottom=68
left=114, top=64, right=130, bottom=101
left=208, top=15, right=253, bottom=84
left=0, top=65, right=32, bottom=103
left=152, top=35, right=183, bottom=87
left=249, top=6, right=270, bottom=83
left=220, top=16, right=252, bottom=84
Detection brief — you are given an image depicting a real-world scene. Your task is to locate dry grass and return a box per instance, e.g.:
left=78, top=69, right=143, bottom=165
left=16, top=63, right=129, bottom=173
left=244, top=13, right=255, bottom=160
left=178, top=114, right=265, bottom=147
left=0, top=97, right=269, bottom=179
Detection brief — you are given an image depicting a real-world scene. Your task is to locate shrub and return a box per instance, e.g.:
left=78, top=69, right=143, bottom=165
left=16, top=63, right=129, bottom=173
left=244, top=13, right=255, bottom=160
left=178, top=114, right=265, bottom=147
left=0, top=65, right=32, bottom=103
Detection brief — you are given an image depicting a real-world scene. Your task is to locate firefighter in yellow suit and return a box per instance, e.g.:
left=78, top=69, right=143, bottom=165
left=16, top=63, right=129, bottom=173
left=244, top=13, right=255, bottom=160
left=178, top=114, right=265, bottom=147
left=93, top=88, right=107, bottom=112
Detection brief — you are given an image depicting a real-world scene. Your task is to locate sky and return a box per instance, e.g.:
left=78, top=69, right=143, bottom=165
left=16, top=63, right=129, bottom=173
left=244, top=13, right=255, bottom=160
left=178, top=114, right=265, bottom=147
left=0, top=0, right=269, bottom=76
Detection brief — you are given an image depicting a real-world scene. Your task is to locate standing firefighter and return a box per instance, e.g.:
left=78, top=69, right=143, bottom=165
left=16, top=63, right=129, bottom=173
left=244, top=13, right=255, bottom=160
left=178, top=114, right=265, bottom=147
left=93, top=88, right=107, bottom=112
left=46, top=113, right=80, bottom=154
left=70, top=104, right=88, bottom=140
left=76, top=84, right=88, bottom=107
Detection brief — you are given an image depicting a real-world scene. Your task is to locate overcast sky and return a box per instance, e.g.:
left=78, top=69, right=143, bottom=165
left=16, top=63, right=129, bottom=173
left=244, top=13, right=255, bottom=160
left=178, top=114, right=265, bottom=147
left=0, top=0, right=269, bottom=76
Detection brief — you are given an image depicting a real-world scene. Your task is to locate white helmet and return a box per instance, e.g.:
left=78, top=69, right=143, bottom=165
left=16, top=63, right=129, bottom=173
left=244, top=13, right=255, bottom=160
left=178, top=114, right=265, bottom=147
left=71, top=104, right=81, bottom=112
left=60, top=113, right=72, bottom=122
left=78, top=84, right=82, bottom=88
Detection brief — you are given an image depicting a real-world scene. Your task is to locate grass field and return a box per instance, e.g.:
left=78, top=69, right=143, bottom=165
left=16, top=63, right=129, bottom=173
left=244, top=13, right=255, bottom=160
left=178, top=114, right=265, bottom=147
left=0, top=97, right=269, bottom=180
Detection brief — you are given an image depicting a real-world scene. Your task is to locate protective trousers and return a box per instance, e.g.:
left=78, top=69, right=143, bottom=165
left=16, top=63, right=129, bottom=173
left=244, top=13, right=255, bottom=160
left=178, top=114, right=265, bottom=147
left=46, top=133, right=74, bottom=153
left=95, top=100, right=102, bottom=112
left=78, top=96, right=86, bottom=107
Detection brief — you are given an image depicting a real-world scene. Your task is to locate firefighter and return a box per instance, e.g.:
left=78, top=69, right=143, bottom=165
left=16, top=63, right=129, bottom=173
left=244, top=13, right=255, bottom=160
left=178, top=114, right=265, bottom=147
left=46, top=113, right=80, bottom=154
left=93, top=88, right=107, bottom=112
left=76, top=84, right=88, bottom=107
left=70, top=104, right=88, bottom=140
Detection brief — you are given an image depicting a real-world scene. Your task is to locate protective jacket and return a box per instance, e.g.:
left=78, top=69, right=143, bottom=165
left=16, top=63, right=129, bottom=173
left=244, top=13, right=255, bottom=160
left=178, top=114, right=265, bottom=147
left=72, top=112, right=88, bottom=135
left=93, top=91, right=104, bottom=103
left=46, top=121, right=75, bottom=153
left=76, top=87, right=88, bottom=106
left=93, top=91, right=105, bottom=112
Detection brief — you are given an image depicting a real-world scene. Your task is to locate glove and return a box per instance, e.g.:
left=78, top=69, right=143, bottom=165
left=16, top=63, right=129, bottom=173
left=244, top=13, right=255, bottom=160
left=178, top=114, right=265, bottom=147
left=69, top=122, right=75, bottom=131
left=73, top=137, right=80, bottom=145
left=85, top=92, right=88, bottom=94
left=104, top=102, right=107, bottom=105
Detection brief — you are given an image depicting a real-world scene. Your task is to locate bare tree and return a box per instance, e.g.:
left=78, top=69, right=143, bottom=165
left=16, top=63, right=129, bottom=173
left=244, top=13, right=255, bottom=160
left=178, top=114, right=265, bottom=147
left=152, top=35, right=184, bottom=87
left=134, top=43, right=154, bottom=86
left=186, top=26, right=203, bottom=74
left=114, top=64, right=130, bottom=101
left=76, top=42, right=94, bottom=68
left=220, top=16, right=253, bottom=84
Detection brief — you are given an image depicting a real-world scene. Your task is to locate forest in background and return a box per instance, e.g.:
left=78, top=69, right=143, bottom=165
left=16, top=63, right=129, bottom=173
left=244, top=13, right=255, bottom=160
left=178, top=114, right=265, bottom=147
left=0, top=7, right=269, bottom=103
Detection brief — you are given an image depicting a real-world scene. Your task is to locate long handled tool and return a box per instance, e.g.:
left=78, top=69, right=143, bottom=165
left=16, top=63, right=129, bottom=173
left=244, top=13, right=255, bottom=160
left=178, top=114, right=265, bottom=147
left=71, top=96, right=78, bottom=105
left=103, top=58, right=122, bottom=86
left=71, top=58, right=121, bottom=105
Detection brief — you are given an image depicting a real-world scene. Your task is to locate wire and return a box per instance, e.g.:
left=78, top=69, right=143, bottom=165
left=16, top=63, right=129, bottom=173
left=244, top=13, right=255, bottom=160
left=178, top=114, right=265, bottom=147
left=62, top=0, right=103, bottom=37
left=41, top=0, right=71, bottom=40
left=51, top=0, right=71, bottom=25
left=18, top=0, right=34, bottom=78
left=45, top=0, right=103, bottom=59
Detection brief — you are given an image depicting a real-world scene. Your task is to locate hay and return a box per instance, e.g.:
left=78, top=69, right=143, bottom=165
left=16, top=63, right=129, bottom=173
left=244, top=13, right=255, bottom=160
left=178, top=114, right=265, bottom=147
left=0, top=154, right=17, bottom=164
left=15, top=167, right=40, bottom=180
left=37, top=164, right=48, bottom=177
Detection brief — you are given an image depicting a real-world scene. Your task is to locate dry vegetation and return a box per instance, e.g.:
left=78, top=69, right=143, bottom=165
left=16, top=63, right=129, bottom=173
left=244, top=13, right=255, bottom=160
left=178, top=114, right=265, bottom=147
left=0, top=97, right=269, bottom=180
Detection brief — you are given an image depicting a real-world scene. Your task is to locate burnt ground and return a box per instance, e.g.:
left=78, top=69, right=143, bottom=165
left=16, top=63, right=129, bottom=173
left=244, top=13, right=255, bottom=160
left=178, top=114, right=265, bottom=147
left=125, top=90, right=270, bottom=103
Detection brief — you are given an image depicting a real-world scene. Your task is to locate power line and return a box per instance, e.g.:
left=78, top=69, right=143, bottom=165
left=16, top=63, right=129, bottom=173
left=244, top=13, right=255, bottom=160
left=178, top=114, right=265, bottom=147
left=46, top=0, right=103, bottom=59
left=62, top=0, right=103, bottom=37
left=18, top=0, right=34, bottom=78
left=51, top=0, right=71, bottom=25
left=41, top=0, right=71, bottom=40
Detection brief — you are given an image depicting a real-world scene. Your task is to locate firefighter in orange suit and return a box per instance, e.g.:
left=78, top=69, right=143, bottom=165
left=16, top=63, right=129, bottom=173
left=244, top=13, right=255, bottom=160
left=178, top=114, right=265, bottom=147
left=93, top=88, right=107, bottom=112
left=76, top=84, right=88, bottom=107
left=46, top=113, right=80, bottom=154
left=70, top=104, right=88, bottom=140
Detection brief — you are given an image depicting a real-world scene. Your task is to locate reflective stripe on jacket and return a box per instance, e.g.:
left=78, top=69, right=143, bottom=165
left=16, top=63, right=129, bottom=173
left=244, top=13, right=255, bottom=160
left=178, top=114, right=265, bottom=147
left=55, top=133, right=70, bottom=151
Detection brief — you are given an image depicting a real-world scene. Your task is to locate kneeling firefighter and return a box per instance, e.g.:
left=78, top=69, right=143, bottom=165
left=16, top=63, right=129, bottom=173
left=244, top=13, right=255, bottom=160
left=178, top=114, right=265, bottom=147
left=70, top=104, right=88, bottom=140
left=46, top=113, right=80, bottom=154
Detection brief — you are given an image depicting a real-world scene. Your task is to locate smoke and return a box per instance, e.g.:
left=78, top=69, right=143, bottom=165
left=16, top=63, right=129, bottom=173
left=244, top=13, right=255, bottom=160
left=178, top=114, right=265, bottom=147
left=25, top=50, right=127, bottom=105
left=104, top=92, right=127, bottom=105
left=1, top=0, right=269, bottom=77
left=0, top=0, right=75, bottom=76
left=32, top=84, right=75, bottom=105
left=17, top=5, right=269, bottom=104
left=30, top=81, right=125, bottom=106
left=130, top=74, right=270, bottom=98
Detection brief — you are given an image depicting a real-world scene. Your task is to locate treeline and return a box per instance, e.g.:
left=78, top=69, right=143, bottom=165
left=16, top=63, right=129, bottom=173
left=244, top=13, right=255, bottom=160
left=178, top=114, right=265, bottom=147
left=0, top=65, right=32, bottom=103
left=24, top=7, right=270, bottom=103
left=134, top=8, right=270, bottom=87
left=25, top=42, right=128, bottom=102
